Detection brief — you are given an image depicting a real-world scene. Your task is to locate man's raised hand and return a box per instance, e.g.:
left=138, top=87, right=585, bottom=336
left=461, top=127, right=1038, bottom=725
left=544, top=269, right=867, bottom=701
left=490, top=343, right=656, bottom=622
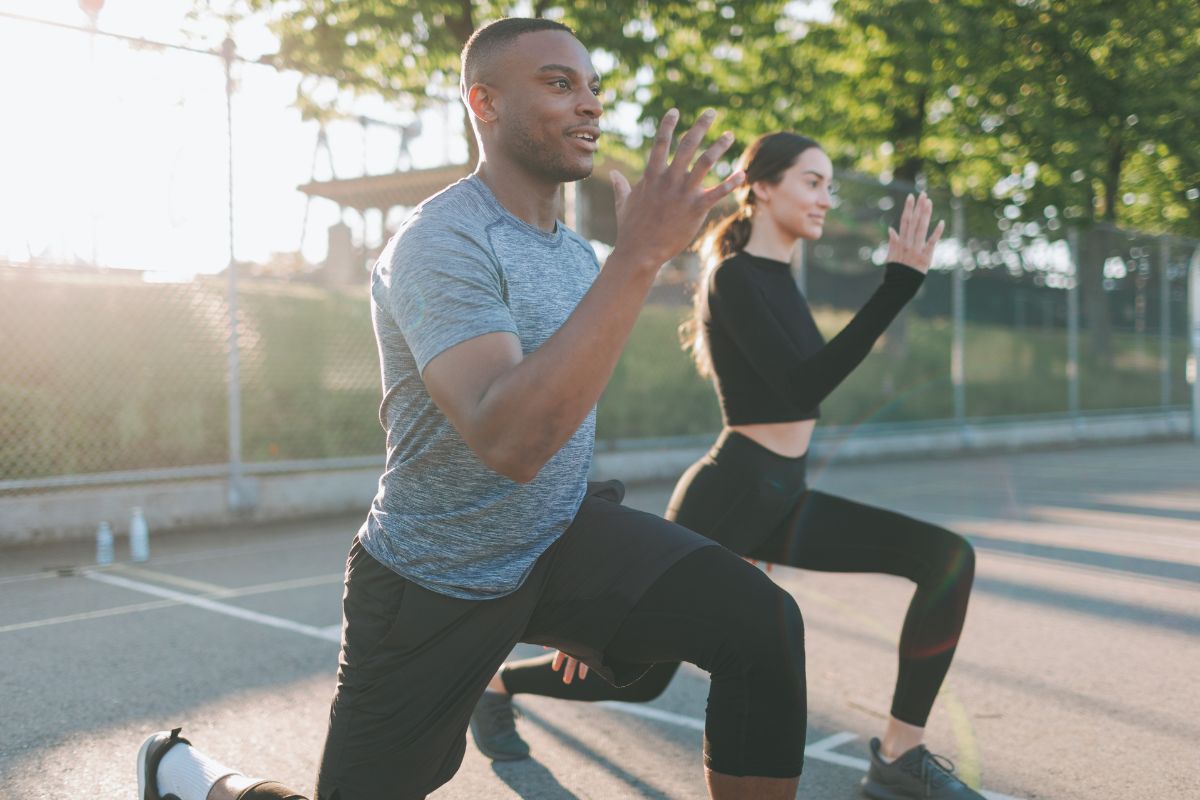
left=609, top=109, right=744, bottom=271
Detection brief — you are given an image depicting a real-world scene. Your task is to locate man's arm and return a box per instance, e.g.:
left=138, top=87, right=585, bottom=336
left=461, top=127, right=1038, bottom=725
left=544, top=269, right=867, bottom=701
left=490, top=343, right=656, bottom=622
left=423, top=110, right=744, bottom=483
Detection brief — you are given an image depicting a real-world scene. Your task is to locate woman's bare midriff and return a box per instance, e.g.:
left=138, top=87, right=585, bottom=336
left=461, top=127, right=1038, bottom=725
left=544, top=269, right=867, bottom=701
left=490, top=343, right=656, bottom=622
left=728, top=419, right=816, bottom=459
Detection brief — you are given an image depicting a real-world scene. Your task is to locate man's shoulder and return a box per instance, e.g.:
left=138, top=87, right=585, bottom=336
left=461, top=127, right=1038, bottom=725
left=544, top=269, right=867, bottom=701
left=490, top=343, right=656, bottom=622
left=398, top=176, right=498, bottom=240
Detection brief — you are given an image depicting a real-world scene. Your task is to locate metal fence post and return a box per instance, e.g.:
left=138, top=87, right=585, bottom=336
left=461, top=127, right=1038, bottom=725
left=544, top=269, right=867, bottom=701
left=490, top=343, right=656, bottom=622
left=1190, top=245, right=1200, bottom=442
left=1160, top=236, right=1172, bottom=409
left=951, top=197, right=966, bottom=430
left=1067, top=227, right=1082, bottom=426
left=222, top=36, right=254, bottom=511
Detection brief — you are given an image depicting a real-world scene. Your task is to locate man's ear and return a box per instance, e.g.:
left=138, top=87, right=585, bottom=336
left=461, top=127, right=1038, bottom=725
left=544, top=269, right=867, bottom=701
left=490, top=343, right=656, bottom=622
left=466, top=83, right=498, bottom=125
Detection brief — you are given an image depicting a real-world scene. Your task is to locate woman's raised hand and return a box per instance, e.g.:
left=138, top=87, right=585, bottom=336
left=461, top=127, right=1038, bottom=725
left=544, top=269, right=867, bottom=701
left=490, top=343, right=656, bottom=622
left=886, top=192, right=944, bottom=274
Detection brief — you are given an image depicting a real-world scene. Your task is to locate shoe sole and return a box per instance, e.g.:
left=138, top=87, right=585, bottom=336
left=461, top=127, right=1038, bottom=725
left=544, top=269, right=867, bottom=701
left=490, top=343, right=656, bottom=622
left=137, top=731, right=167, bottom=800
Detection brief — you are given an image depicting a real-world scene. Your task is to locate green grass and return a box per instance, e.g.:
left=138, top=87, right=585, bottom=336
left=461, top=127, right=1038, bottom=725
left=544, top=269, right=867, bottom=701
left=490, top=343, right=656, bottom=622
left=1, top=272, right=1189, bottom=482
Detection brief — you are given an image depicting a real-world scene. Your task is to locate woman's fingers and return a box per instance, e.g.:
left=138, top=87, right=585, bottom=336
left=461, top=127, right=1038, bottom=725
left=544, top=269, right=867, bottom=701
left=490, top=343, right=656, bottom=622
left=898, top=193, right=915, bottom=245
left=922, top=219, right=946, bottom=259
left=914, top=193, right=933, bottom=245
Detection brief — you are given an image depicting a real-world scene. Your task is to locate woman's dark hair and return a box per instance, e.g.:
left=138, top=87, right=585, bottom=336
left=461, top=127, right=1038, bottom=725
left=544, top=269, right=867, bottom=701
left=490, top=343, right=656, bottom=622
left=680, top=131, right=821, bottom=379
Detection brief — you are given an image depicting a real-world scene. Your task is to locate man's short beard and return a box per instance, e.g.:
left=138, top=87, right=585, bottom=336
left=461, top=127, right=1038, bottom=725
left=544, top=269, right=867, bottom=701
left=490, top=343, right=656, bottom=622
left=506, top=118, right=593, bottom=183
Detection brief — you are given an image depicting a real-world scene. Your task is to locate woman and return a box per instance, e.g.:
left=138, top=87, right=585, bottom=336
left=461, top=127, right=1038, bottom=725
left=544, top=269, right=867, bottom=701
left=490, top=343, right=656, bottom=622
left=473, top=133, right=981, bottom=800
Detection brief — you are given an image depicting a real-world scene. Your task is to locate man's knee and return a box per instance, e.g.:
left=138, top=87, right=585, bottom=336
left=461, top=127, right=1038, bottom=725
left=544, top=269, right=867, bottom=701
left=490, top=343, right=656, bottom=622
left=753, top=586, right=805, bottom=694
left=713, top=580, right=805, bottom=696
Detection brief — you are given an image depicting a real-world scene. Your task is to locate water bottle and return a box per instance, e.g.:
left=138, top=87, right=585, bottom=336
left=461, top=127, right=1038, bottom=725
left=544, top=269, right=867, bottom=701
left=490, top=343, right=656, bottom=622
left=129, top=507, right=150, bottom=563
left=95, top=521, right=114, bottom=565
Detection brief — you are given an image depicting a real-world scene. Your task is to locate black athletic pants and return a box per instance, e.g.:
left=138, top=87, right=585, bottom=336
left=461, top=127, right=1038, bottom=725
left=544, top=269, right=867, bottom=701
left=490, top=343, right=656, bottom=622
left=238, top=481, right=807, bottom=800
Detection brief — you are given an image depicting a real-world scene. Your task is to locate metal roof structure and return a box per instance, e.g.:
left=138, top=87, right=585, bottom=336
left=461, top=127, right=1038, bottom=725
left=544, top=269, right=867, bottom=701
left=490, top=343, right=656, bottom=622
left=297, top=162, right=471, bottom=213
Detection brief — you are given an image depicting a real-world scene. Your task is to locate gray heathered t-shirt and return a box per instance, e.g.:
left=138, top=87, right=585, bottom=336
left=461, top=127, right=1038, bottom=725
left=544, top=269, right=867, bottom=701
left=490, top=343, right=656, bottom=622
left=358, top=175, right=600, bottom=600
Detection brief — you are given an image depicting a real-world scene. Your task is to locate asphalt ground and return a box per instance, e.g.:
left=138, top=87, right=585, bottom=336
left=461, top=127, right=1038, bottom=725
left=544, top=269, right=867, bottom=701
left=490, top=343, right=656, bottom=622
left=1, top=441, right=1198, bottom=799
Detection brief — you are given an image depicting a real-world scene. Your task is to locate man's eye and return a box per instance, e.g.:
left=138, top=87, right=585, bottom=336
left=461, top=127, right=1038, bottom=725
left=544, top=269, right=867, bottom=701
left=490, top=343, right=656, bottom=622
left=591, top=86, right=601, bottom=96
left=553, top=79, right=570, bottom=89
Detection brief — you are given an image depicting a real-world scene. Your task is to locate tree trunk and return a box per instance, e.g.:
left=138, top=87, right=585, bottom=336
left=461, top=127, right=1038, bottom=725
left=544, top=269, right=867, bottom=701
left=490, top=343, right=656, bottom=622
left=448, top=1, right=478, bottom=166
left=1081, top=139, right=1124, bottom=360
left=881, top=89, right=928, bottom=372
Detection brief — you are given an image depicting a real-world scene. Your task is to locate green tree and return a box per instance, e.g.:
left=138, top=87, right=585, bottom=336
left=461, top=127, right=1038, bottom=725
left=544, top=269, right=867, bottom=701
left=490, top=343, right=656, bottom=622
left=948, top=0, right=1200, bottom=355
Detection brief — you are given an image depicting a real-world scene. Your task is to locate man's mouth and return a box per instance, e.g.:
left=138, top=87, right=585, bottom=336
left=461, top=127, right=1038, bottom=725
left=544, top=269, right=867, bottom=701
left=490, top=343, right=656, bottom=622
left=568, top=128, right=601, bottom=151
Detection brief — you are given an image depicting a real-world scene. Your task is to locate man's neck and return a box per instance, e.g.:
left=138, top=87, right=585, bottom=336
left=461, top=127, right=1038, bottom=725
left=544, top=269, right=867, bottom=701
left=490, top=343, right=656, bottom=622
left=475, top=158, right=562, bottom=233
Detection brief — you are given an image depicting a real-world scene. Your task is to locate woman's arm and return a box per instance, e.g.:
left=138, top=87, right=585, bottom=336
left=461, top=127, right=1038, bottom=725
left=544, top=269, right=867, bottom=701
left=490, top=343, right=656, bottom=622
left=713, top=192, right=943, bottom=410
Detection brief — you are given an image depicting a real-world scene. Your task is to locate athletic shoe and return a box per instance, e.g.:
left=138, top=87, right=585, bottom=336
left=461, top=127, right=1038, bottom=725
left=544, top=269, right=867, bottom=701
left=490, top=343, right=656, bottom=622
left=137, top=727, right=190, bottom=800
left=861, top=737, right=986, bottom=799
left=468, top=691, right=530, bottom=761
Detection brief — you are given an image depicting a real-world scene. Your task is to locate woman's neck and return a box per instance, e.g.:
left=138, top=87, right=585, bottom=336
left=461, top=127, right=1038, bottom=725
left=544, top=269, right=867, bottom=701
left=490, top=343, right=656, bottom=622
left=742, top=215, right=799, bottom=263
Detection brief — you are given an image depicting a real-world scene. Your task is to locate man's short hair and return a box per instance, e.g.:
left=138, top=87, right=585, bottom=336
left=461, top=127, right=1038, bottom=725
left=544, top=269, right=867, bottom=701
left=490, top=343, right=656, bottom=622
left=460, top=17, right=575, bottom=96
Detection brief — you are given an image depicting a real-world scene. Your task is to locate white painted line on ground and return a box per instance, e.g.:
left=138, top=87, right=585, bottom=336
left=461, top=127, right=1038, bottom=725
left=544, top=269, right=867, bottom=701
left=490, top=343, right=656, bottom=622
left=599, top=701, right=704, bottom=731
left=599, top=703, right=1027, bottom=800
left=805, top=731, right=859, bottom=753
left=112, top=563, right=233, bottom=595
left=1, top=570, right=343, bottom=635
left=85, top=571, right=340, bottom=643
left=0, top=598, right=179, bottom=634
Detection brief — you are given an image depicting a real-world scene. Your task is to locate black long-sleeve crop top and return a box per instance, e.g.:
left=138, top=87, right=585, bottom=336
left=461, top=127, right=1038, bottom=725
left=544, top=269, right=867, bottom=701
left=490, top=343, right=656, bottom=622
left=703, top=251, right=925, bottom=425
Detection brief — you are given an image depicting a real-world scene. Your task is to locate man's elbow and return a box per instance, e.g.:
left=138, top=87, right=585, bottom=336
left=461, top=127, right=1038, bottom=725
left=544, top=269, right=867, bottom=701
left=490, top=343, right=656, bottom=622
left=485, top=453, right=542, bottom=484
left=480, top=442, right=545, bottom=485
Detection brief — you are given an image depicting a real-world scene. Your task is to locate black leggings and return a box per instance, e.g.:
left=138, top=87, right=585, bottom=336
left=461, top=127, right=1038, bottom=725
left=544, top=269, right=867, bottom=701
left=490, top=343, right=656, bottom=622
left=503, top=430, right=974, bottom=727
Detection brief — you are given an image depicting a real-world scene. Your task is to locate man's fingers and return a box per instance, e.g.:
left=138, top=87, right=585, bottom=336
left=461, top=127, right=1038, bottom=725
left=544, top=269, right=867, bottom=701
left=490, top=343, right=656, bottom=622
left=687, top=131, right=735, bottom=189
left=578, top=662, right=589, bottom=681
left=701, top=170, right=746, bottom=206
left=611, top=170, right=631, bottom=216
left=646, top=109, right=679, bottom=175
left=669, top=109, right=717, bottom=177
left=562, top=658, right=576, bottom=684
left=552, top=651, right=565, bottom=672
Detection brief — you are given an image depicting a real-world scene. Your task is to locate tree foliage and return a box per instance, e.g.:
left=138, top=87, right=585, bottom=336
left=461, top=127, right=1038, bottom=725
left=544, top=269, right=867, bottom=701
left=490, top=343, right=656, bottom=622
left=219, top=0, right=1198, bottom=242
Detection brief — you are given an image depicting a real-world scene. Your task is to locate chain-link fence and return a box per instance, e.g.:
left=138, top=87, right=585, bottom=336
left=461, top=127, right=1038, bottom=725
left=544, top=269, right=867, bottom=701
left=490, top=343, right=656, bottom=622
left=1, top=11, right=1197, bottom=508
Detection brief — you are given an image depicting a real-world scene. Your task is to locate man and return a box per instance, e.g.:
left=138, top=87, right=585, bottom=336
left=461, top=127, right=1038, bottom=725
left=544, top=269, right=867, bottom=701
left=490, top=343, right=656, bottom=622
left=139, top=18, right=807, bottom=800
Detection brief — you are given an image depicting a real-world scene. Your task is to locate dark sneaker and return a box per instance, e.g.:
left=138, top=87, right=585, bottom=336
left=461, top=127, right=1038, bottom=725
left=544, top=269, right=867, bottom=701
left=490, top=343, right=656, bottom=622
left=469, top=691, right=530, bottom=762
left=861, top=737, right=986, bottom=800
left=137, top=727, right=190, bottom=800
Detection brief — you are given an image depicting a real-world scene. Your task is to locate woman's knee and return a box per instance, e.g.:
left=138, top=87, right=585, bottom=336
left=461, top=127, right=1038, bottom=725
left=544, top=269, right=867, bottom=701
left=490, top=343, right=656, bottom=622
left=941, top=530, right=976, bottom=585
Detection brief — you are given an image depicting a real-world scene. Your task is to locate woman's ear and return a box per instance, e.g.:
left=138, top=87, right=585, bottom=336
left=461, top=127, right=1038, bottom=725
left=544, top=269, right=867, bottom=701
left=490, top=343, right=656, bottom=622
left=749, top=180, right=771, bottom=206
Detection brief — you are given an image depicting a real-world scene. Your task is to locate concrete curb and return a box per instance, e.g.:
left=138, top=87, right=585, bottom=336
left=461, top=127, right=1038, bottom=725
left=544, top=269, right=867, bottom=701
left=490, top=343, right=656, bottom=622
left=2, top=410, right=1192, bottom=545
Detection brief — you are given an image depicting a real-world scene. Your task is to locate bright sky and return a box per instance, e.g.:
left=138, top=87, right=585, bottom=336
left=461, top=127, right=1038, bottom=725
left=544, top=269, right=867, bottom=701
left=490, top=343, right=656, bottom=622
left=0, top=1, right=834, bottom=278
left=0, top=0, right=466, bottom=277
